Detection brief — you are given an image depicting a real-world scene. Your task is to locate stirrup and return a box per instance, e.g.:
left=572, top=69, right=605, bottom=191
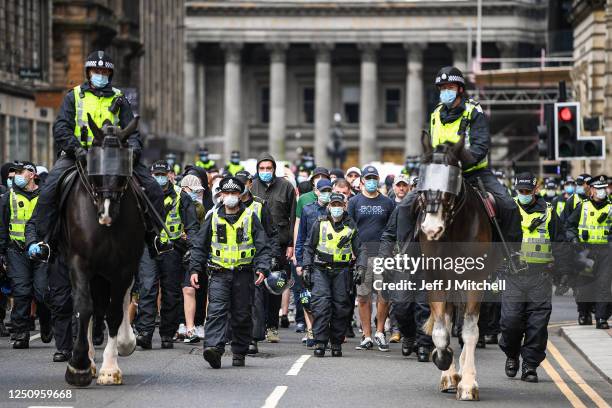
left=153, top=237, right=173, bottom=256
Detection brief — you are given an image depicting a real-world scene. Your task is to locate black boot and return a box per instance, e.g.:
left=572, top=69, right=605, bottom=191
left=521, top=362, right=538, bottom=383
left=232, top=354, right=246, bottom=367
left=476, top=335, right=486, bottom=349
left=505, top=356, right=519, bottom=378
left=484, top=334, right=498, bottom=344
left=136, top=331, right=152, bottom=349
left=331, top=344, right=342, bottom=357
left=417, top=346, right=431, bottom=362
left=313, top=343, right=325, bottom=357
left=13, top=332, right=30, bottom=349
left=578, top=314, right=592, bottom=325
left=53, top=350, right=71, bottom=362
left=203, top=347, right=222, bottom=369
left=595, top=319, right=609, bottom=330
left=0, top=321, right=9, bottom=337
left=161, top=335, right=174, bottom=349
left=280, top=315, right=290, bottom=328
left=40, top=319, right=53, bottom=344
left=401, top=337, right=415, bottom=357
left=345, top=326, right=356, bottom=338
left=247, top=341, right=258, bottom=355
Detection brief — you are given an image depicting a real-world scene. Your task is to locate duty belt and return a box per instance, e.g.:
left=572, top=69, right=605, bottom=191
left=207, top=263, right=252, bottom=273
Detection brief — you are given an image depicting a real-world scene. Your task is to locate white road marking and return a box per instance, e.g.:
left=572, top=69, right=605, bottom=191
left=285, top=354, right=310, bottom=376
left=30, top=333, right=41, bottom=341
left=261, top=385, right=287, bottom=408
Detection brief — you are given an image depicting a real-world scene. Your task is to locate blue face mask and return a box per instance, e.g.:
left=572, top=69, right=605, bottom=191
left=155, top=175, right=168, bottom=186
left=329, top=207, right=344, bottom=219
left=231, top=158, right=240, bottom=165
left=319, top=191, right=331, bottom=204
left=259, top=171, right=273, bottom=183
left=364, top=179, right=378, bottom=193
left=14, top=175, right=27, bottom=189
left=576, top=186, right=585, bottom=195
left=440, top=89, right=457, bottom=107
left=90, top=73, right=109, bottom=88
left=564, top=185, right=575, bottom=195
left=6, top=178, right=13, bottom=189
left=199, top=155, right=208, bottom=162
left=517, top=193, right=533, bottom=205
left=188, top=191, right=200, bottom=202
left=595, top=189, right=607, bottom=200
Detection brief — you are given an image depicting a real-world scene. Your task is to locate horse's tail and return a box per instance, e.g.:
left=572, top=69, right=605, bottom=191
left=423, top=312, right=435, bottom=336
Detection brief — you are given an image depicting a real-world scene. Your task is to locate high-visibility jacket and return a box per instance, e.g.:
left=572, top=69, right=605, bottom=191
left=195, top=159, right=215, bottom=170
left=315, top=220, right=354, bottom=263
left=225, top=162, right=244, bottom=176
left=577, top=201, right=611, bottom=244
left=210, top=209, right=256, bottom=269
left=516, top=201, right=553, bottom=264
left=9, top=190, right=38, bottom=243
left=73, top=85, right=122, bottom=147
left=160, top=185, right=183, bottom=243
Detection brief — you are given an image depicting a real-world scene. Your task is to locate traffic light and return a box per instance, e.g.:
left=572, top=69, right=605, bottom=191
left=553, top=102, right=605, bottom=160
left=538, top=104, right=554, bottom=159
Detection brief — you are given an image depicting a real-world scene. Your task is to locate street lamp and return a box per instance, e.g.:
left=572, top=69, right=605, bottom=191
left=327, top=112, right=347, bottom=168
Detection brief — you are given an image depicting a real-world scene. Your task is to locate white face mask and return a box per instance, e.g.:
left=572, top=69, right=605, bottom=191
left=224, top=195, right=240, bottom=208
left=595, top=188, right=607, bottom=200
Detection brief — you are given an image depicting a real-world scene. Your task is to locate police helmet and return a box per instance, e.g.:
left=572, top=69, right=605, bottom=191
left=298, top=289, right=312, bottom=312
left=264, top=270, right=291, bottom=295
left=85, top=50, right=114, bottom=80
left=435, top=66, right=465, bottom=88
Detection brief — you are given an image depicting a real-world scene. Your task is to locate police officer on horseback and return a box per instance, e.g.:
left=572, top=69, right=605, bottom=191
left=25, top=50, right=164, bottom=259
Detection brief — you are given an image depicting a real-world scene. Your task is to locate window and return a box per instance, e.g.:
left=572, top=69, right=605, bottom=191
left=8, top=117, right=32, bottom=161
left=303, top=87, right=314, bottom=124
left=36, top=121, right=49, bottom=167
left=385, top=88, right=401, bottom=124
left=260, top=86, right=270, bottom=124
left=342, top=86, right=360, bottom=124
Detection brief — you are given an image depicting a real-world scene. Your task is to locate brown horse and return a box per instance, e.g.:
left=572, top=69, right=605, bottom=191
left=417, top=131, right=500, bottom=401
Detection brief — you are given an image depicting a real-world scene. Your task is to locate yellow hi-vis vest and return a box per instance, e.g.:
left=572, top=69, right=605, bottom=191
left=73, top=85, right=122, bottom=147
left=160, top=185, right=183, bottom=243
left=315, top=220, right=354, bottom=263
left=210, top=209, right=256, bottom=269
left=516, top=201, right=553, bottom=264
left=247, top=200, right=263, bottom=220
left=225, top=162, right=245, bottom=176
left=9, top=190, right=38, bottom=243
left=555, top=199, right=565, bottom=217
left=430, top=100, right=488, bottom=173
left=195, top=159, right=215, bottom=170
left=577, top=201, right=612, bottom=244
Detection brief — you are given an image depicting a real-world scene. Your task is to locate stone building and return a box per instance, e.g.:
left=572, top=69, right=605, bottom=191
left=185, top=0, right=551, bottom=168
left=0, top=0, right=54, bottom=167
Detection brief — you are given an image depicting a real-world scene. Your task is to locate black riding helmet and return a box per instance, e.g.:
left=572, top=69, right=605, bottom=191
left=84, top=50, right=114, bottom=82
left=435, top=66, right=465, bottom=90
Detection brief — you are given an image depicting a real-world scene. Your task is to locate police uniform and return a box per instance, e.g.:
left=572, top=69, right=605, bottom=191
left=135, top=161, right=199, bottom=349
left=224, top=151, right=245, bottom=176
left=302, top=193, right=367, bottom=357
left=189, top=177, right=271, bottom=368
left=499, top=173, right=565, bottom=383
left=565, top=175, right=611, bottom=329
left=195, top=148, right=216, bottom=170
left=0, top=162, right=51, bottom=348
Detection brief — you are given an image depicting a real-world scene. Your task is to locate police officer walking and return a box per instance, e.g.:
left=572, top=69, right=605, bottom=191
left=224, top=151, right=245, bottom=176
left=552, top=177, right=575, bottom=218
left=565, top=175, right=611, bottom=329
left=195, top=147, right=216, bottom=170
left=500, top=172, right=566, bottom=383
left=135, top=160, right=199, bottom=349
left=0, top=161, right=52, bottom=349
left=302, top=193, right=366, bottom=357
left=189, top=176, right=271, bottom=368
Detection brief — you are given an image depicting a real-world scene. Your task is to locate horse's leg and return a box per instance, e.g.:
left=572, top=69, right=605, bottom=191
left=424, top=292, right=453, bottom=374
left=65, top=258, right=94, bottom=387
left=87, top=318, right=97, bottom=378
left=439, top=303, right=461, bottom=392
left=88, top=275, right=111, bottom=379
left=98, top=277, right=134, bottom=385
left=456, top=290, right=482, bottom=401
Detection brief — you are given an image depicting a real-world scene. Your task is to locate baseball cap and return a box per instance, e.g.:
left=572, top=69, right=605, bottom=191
left=9, top=161, right=37, bottom=173
left=316, top=179, right=333, bottom=191
left=150, top=160, right=170, bottom=174
left=514, top=172, right=537, bottom=190
left=329, top=192, right=346, bottom=203
left=180, top=175, right=204, bottom=192
left=312, top=167, right=330, bottom=180
left=576, top=174, right=592, bottom=185
left=346, top=167, right=361, bottom=177
left=393, top=174, right=410, bottom=186
left=361, top=165, right=379, bottom=178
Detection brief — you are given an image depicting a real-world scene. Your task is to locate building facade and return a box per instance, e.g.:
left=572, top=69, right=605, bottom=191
left=0, top=0, right=54, bottom=167
left=185, top=0, right=550, bottom=168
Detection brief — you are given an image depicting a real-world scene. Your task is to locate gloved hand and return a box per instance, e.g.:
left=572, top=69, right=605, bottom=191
left=302, top=266, right=312, bottom=290
left=75, top=147, right=88, bottom=166
left=554, top=274, right=570, bottom=296
left=353, top=266, right=365, bottom=286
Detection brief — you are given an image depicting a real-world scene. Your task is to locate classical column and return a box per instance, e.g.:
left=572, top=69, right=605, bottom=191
left=313, top=43, right=333, bottom=168
left=449, top=43, right=468, bottom=74
left=197, top=63, right=206, bottom=141
left=404, top=44, right=425, bottom=157
left=359, top=43, right=379, bottom=165
left=267, top=43, right=288, bottom=160
left=222, top=42, right=243, bottom=161
left=183, top=43, right=198, bottom=140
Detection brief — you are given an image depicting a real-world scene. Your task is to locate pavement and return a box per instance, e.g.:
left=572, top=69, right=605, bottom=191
left=561, top=324, right=612, bottom=384
left=0, top=294, right=611, bottom=407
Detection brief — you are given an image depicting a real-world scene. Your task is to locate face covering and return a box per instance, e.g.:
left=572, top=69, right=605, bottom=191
left=364, top=179, right=378, bottom=193
left=297, top=176, right=309, bottom=184
left=231, top=158, right=240, bottom=164
left=199, top=155, right=208, bottom=162
left=155, top=175, right=168, bottom=186
left=224, top=195, right=239, bottom=208
left=517, top=193, right=533, bottom=205
left=546, top=190, right=556, bottom=198
left=329, top=207, right=344, bottom=219
left=564, top=185, right=575, bottom=195
left=595, top=189, right=607, bottom=200
left=90, top=73, right=109, bottom=88
left=319, top=191, right=331, bottom=204
left=576, top=186, right=585, bottom=195
left=167, top=159, right=175, bottom=166
left=6, top=178, right=12, bottom=189
left=440, top=89, right=457, bottom=107
left=351, top=178, right=360, bottom=191
left=259, top=171, right=273, bottom=183
left=14, top=175, right=27, bottom=189
left=188, top=192, right=200, bottom=202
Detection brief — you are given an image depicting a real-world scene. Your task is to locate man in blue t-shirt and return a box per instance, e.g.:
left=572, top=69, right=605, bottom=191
left=347, top=166, right=395, bottom=352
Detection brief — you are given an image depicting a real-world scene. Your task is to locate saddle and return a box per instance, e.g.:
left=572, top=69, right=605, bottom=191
left=57, top=166, right=78, bottom=212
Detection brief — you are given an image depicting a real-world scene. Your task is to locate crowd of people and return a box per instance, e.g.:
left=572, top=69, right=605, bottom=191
left=0, top=52, right=610, bottom=385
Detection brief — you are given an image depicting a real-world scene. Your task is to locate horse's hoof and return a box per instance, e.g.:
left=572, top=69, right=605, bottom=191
left=439, top=373, right=461, bottom=393
left=456, top=383, right=479, bottom=401
left=96, top=368, right=123, bottom=385
left=91, top=363, right=98, bottom=378
left=65, top=364, right=93, bottom=387
left=432, top=347, right=453, bottom=371
left=117, top=340, right=137, bottom=357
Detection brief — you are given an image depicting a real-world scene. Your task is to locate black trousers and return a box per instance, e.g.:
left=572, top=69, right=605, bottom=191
left=47, top=255, right=73, bottom=352
left=311, top=267, right=352, bottom=345
left=135, top=247, right=183, bottom=337
left=251, top=285, right=266, bottom=341
left=205, top=268, right=254, bottom=355
left=499, top=268, right=552, bottom=367
left=6, top=246, right=50, bottom=333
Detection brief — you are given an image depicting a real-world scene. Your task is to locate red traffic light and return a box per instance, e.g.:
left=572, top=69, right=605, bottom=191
left=559, top=107, right=573, bottom=122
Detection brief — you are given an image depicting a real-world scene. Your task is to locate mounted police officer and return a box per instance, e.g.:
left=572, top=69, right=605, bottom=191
left=224, top=150, right=245, bottom=176
left=135, top=160, right=199, bottom=349
left=500, top=172, right=566, bottom=383
left=0, top=161, right=52, bottom=349
left=25, top=50, right=164, bottom=260
left=189, top=176, right=271, bottom=368
left=302, top=192, right=366, bottom=357
left=195, top=147, right=216, bottom=170
left=565, top=175, right=611, bottom=329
